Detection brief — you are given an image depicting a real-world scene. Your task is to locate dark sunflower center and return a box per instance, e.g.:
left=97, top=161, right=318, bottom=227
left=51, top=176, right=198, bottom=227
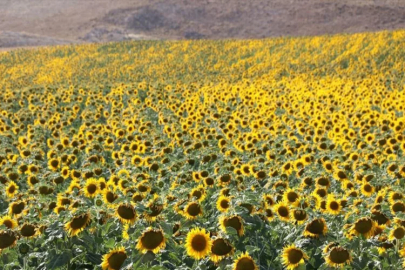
left=393, top=228, right=405, bottom=239
left=21, top=224, right=36, bottom=237
left=257, top=171, right=266, bottom=178
left=265, top=209, right=274, bottom=218
left=354, top=219, right=372, bottom=233
left=191, top=235, right=207, bottom=251
left=140, top=231, right=164, bottom=250
left=288, top=249, right=303, bottom=264
left=108, top=252, right=127, bottom=270
left=393, top=193, right=403, bottom=200
left=363, top=185, right=372, bottom=192
left=187, top=203, right=201, bottom=216
left=293, top=210, right=307, bottom=220
left=138, top=185, right=148, bottom=192
left=225, top=216, right=242, bottom=231
left=0, top=232, right=16, bottom=249
left=287, top=192, right=298, bottom=202
left=278, top=206, right=289, bottom=217
left=318, top=178, right=329, bottom=186
left=220, top=199, right=230, bottom=209
left=371, top=211, right=389, bottom=225
left=306, top=219, right=325, bottom=234
left=132, top=194, right=143, bottom=202
left=221, top=174, right=231, bottom=183
left=392, top=202, right=405, bottom=212
left=8, top=185, right=16, bottom=193
left=211, top=239, right=232, bottom=256
left=330, top=201, right=339, bottom=210
left=51, top=160, right=59, bottom=167
left=70, top=214, right=89, bottom=230
left=117, top=205, right=135, bottom=220
left=205, top=178, right=214, bottom=185
left=3, top=220, right=13, bottom=229
left=192, top=191, right=202, bottom=199
left=148, top=204, right=163, bottom=217
left=236, top=257, right=255, bottom=270
left=329, top=247, right=350, bottom=264
left=337, top=171, right=346, bottom=179
left=106, top=192, right=117, bottom=203
left=87, top=184, right=97, bottom=194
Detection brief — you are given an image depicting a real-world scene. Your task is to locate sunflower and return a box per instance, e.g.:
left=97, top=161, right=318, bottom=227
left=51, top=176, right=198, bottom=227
left=217, top=195, right=231, bottom=213
left=84, top=178, right=99, bottom=198
left=324, top=246, right=352, bottom=268
left=388, top=226, right=405, bottom=240
left=349, top=217, right=376, bottom=239
left=136, top=227, right=166, bottom=254
left=281, top=244, right=308, bottom=270
left=101, top=246, right=127, bottom=270
left=48, top=158, right=60, bottom=171
left=183, top=201, right=203, bottom=220
left=232, top=252, right=258, bottom=270
left=291, top=209, right=307, bottom=225
left=283, top=188, right=300, bottom=207
left=20, top=223, right=39, bottom=238
left=5, top=181, right=19, bottom=198
left=190, top=185, right=206, bottom=202
left=361, top=182, right=374, bottom=197
left=185, top=227, right=212, bottom=260
left=0, top=215, right=18, bottom=229
left=325, top=195, right=341, bottom=215
left=65, top=212, right=91, bottom=236
left=115, top=204, right=137, bottom=224
left=262, top=194, right=275, bottom=207
left=304, top=218, right=328, bottom=238
left=274, top=202, right=290, bottom=222
left=219, top=215, right=244, bottom=236
left=0, top=230, right=17, bottom=251
left=210, top=238, right=234, bottom=263
left=391, top=201, right=405, bottom=215
left=103, top=189, right=118, bottom=205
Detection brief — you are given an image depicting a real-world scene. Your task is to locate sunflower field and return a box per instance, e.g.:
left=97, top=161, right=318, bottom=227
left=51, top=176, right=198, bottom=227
left=0, top=30, right=405, bottom=270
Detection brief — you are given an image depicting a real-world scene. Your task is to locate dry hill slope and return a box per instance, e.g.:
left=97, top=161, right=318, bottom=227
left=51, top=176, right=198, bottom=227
left=1, top=0, right=405, bottom=49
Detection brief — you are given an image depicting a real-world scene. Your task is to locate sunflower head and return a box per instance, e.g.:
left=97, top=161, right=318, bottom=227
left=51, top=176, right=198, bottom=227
left=210, top=237, right=234, bottom=263
left=274, top=202, right=290, bottom=222
left=217, top=195, right=231, bottom=213
left=136, top=227, right=166, bottom=254
left=0, top=230, right=17, bottom=250
left=304, top=218, right=328, bottom=238
left=183, top=201, right=203, bottom=220
left=220, top=215, right=244, bottom=236
left=84, top=178, right=99, bottom=198
left=350, top=217, right=376, bottom=239
left=185, top=227, right=212, bottom=260
left=101, top=246, right=127, bottom=270
left=232, top=252, right=258, bottom=270
left=325, top=246, right=352, bottom=268
left=0, top=215, right=18, bottom=229
left=116, top=204, right=137, bottom=224
left=65, top=212, right=91, bottom=236
left=281, top=244, right=308, bottom=270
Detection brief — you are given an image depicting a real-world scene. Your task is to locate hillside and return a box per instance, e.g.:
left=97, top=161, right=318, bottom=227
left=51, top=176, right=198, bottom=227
left=1, top=0, right=405, bottom=49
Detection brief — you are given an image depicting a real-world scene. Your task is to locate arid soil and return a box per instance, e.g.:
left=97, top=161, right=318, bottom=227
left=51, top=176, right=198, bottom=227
left=1, top=0, right=405, bottom=49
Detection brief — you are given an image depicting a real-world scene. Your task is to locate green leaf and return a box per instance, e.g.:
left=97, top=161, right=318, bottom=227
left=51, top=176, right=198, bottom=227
left=47, top=251, right=72, bottom=269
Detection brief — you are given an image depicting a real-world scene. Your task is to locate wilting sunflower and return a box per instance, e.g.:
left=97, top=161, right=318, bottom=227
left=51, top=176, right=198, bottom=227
left=217, top=195, right=231, bottom=213
left=281, top=244, right=308, bottom=270
left=5, top=181, right=19, bottom=198
left=185, top=227, right=212, bottom=260
left=274, top=202, right=290, bottom=222
left=304, top=218, right=328, bottom=238
left=84, top=178, right=99, bottom=198
left=232, top=252, right=258, bottom=270
left=324, top=246, right=352, bottom=268
left=65, top=212, right=91, bottom=236
left=101, top=246, right=127, bottom=270
left=183, top=201, right=203, bottom=220
left=219, top=215, right=244, bottom=236
left=0, top=215, right=18, bottom=229
left=0, top=230, right=17, bottom=251
left=136, top=227, right=166, bottom=254
left=349, top=217, right=376, bottom=239
left=115, top=204, right=137, bottom=224
left=210, top=238, right=234, bottom=263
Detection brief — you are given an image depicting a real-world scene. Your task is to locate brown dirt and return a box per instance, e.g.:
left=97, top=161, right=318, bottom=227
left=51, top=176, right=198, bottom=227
left=1, top=0, right=405, bottom=50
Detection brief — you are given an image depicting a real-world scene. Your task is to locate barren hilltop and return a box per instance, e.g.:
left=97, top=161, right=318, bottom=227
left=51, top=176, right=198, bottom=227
left=1, top=0, right=405, bottom=49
